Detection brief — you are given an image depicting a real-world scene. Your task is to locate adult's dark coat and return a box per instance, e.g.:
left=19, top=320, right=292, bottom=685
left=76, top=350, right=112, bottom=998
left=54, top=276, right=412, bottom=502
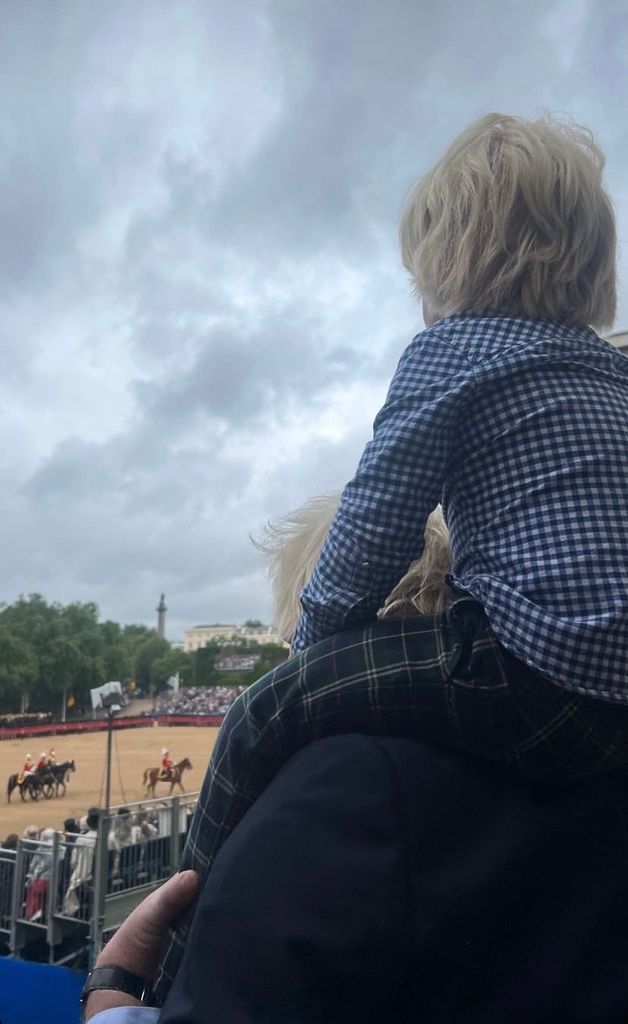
left=160, top=735, right=628, bottom=1023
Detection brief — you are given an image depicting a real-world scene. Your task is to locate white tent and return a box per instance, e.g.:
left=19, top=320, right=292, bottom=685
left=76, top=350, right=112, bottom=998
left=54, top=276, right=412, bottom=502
left=90, top=680, right=124, bottom=712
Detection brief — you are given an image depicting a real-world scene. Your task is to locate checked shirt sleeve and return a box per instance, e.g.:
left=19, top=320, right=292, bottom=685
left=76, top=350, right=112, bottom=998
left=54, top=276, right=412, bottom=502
left=292, top=332, right=471, bottom=651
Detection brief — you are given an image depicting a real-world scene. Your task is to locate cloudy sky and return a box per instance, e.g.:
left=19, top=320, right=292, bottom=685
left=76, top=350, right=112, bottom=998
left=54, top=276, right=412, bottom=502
left=1, top=0, right=627, bottom=640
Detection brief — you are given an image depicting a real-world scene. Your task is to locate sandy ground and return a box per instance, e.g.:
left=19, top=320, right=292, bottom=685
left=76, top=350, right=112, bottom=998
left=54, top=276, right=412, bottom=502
left=0, top=725, right=219, bottom=839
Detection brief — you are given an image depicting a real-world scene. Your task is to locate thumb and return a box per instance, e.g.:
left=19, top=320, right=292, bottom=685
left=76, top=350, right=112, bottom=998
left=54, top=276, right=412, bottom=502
left=97, top=870, right=200, bottom=979
left=140, top=870, right=200, bottom=934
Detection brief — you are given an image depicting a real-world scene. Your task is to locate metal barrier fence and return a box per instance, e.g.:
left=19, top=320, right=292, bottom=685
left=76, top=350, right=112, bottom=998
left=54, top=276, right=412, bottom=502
left=2, top=791, right=199, bottom=966
left=0, top=847, right=16, bottom=948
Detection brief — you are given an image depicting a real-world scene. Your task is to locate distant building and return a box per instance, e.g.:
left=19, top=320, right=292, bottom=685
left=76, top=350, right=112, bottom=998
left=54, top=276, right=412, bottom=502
left=183, top=623, right=286, bottom=652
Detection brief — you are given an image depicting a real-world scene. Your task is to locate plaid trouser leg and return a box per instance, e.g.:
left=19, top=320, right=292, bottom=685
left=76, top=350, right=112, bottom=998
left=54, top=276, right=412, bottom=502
left=154, top=598, right=518, bottom=1000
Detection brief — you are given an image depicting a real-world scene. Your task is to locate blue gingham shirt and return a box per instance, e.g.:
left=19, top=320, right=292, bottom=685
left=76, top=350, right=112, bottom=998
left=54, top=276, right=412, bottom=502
left=292, top=313, right=628, bottom=703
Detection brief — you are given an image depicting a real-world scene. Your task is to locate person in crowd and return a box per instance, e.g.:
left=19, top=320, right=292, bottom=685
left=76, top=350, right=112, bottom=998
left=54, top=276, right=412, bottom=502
left=24, top=827, right=62, bottom=921
left=132, top=811, right=158, bottom=843
left=146, top=809, right=160, bottom=833
left=63, top=817, right=80, bottom=843
left=1, top=834, right=18, bottom=851
left=108, top=808, right=137, bottom=885
left=159, top=750, right=174, bottom=782
left=109, top=809, right=134, bottom=853
left=18, top=753, right=35, bottom=783
left=23, top=825, right=40, bottom=841
left=63, top=807, right=100, bottom=917
left=153, top=113, right=627, bottom=1000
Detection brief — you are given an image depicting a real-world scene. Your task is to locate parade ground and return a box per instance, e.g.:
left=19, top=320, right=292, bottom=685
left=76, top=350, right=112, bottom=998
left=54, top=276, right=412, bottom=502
left=0, top=725, right=220, bottom=837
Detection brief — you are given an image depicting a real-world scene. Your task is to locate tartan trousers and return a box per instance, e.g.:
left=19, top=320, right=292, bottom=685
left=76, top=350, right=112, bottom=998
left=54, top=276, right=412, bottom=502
left=153, top=597, right=628, bottom=1002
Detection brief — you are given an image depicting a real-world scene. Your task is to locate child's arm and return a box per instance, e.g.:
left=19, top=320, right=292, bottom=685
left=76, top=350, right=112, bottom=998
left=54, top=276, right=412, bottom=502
left=291, top=332, right=467, bottom=651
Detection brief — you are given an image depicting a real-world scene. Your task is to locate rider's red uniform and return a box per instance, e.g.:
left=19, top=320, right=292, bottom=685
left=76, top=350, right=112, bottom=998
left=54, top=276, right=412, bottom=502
left=36, top=756, right=47, bottom=772
left=161, top=754, right=174, bottom=779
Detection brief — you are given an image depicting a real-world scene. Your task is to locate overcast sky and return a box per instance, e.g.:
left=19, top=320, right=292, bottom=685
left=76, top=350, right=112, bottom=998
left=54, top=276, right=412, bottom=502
left=1, top=0, right=626, bottom=641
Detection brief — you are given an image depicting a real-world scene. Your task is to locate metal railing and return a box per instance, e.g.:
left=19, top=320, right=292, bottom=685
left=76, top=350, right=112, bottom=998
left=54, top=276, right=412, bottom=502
left=0, top=847, right=16, bottom=948
left=3, top=791, right=199, bottom=966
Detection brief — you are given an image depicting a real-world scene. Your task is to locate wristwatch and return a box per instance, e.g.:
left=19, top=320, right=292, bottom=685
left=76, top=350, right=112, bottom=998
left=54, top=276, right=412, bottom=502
left=80, top=965, right=148, bottom=1018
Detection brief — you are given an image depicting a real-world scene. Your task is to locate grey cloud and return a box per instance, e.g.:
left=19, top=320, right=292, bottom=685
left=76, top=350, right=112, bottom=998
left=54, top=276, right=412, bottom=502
left=0, top=0, right=627, bottom=639
left=134, top=319, right=355, bottom=429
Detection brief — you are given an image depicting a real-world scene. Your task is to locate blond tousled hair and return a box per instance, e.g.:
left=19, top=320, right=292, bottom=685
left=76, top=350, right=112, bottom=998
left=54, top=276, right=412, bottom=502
left=254, top=493, right=452, bottom=643
left=400, top=113, right=617, bottom=330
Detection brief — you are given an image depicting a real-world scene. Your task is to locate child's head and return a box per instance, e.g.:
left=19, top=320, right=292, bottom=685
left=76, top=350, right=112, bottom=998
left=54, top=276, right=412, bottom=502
left=400, top=113, right=616, bottom=330
left=255, top=493, right=452, bottom=643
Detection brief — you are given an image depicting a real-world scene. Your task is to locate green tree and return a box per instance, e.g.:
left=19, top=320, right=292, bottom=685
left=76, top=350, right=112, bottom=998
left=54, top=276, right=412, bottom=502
left=60, top=602, right=106, bottom=706
left=185, top=641, right=219, bottom=687
left=0, top=627, right=39, bottom=712
left=150, top=649, right=194, bottom=691
left=0, top=593, right=193, bottom=714
left=39, top=636, right=83, bottom=719
left=134, top=636, right=170, bottom=694
left=100, top=620, right=131, bottom=682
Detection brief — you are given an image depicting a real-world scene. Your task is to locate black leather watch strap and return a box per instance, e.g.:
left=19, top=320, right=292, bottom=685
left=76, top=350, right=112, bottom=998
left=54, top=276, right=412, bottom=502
left=80, top=964, right=148, bottom=1013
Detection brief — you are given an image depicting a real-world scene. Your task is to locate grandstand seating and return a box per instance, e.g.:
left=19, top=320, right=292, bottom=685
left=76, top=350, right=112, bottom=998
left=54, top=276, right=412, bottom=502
left=1, top=791, right=198, bottom=967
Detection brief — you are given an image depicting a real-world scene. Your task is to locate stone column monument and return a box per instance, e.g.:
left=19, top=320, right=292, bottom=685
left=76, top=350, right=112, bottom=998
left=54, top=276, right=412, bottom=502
left=157, top=593, right=167, bottom=639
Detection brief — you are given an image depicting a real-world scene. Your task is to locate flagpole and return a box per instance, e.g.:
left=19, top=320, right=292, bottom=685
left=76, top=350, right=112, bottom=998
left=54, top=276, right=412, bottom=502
left=105, top=709, right=114, bottom=812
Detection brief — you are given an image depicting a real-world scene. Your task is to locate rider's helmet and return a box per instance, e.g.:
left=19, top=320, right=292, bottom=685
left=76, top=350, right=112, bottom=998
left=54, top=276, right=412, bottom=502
left=162, top=748, right=169, bottom=756
left=40, top=751, right=47, bottom=759
left=25, top=753, right=32, bottom=762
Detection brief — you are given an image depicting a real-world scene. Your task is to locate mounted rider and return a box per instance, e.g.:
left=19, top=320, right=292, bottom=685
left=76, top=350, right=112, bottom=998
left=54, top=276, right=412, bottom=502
left=160, top=748, right=174, bottom=781
left=48, top=748, right=58, bottom=767
left=36, top=752, right=48, bottom=773
left=18, top=754, right=35, bottom=784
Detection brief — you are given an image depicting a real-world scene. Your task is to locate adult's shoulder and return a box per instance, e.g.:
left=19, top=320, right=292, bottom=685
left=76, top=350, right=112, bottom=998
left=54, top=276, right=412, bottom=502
left=159, top=735, right=415, bottom=1024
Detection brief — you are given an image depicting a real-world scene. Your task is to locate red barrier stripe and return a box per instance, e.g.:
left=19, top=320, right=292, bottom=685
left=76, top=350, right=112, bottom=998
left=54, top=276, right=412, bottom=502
left=0, top=714, right=225, bottom=741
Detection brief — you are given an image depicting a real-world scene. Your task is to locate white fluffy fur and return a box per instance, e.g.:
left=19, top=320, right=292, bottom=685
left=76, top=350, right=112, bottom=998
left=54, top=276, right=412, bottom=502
left=254, top=493, right=452, bottom=642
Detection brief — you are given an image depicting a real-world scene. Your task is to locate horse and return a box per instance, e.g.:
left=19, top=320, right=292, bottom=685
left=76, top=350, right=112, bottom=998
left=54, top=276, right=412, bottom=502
left=7, top=760, right=75, bottom=803
left=48, top=760, right=75, bottom=797
left=7, top=768, right=48, bottom=803
left=142, top=757, right=193, bottom=799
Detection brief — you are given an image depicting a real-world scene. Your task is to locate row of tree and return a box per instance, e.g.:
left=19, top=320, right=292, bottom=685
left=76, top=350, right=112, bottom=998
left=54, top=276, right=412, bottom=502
left=0, top=594, right=287, bottom=717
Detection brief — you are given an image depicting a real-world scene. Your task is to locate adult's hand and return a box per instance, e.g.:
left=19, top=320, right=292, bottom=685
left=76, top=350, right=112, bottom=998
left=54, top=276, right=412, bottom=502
left=84, top=870, right=199, bottom=1022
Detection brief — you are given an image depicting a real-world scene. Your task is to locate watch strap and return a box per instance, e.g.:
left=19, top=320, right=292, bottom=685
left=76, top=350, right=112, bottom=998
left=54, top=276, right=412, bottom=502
left=80, top=964, right=148, bottom=1007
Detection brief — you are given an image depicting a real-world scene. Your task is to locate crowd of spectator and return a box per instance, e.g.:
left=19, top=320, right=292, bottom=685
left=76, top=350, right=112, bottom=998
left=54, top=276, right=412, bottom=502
left=153, top=685, right=247, bottom=716
left=0, top=712, right=52, bottom=728
left=0, top=799, right=194, bottom=934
